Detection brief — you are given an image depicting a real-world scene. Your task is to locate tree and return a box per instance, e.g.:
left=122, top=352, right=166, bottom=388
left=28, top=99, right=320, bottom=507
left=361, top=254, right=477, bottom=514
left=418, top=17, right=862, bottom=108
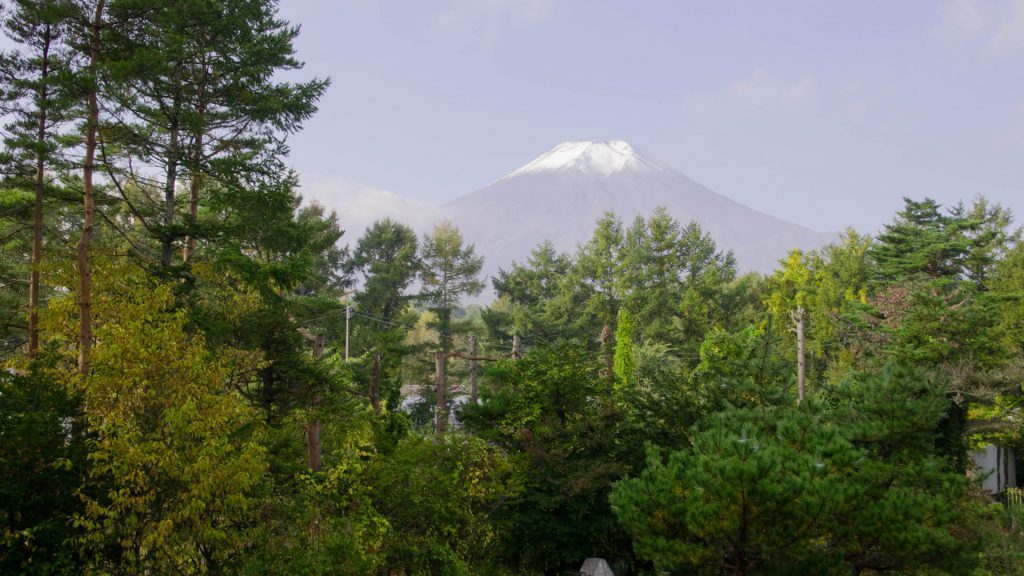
left=491, top=240, right=577, bottom=341
left=419, top=219, right=484, bottom=353
left=460, top=343, right=635, bottom=573
left=618, top=209, right=736, bottom=346
left=349, top=218, right=419, bottom=323
left=963, top=195, right=1020, bottom=290
left=859, top=197, right=1016, bottom=470
left=575, top=211, right=623, bottom=328
left=41, top=262, right=268, bottom=574
left=0, top=359, right=87, bottom=575
left=73, top=0, right=104, bottom=376
left=347, top=218, right=419, bottom=412
left=0, top=0, right=79, bottom=358
left=96, top=0, right=328, bottom=269
left=367, top=434, right=520, bottom=575
left=868, top=197, right=971, bottom=282
left=612, top=368, right=973, bottom=575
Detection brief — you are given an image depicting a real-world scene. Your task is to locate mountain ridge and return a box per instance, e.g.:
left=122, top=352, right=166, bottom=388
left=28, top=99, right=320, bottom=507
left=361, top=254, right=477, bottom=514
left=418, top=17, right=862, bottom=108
left=441, top=140, right=834, bottom=284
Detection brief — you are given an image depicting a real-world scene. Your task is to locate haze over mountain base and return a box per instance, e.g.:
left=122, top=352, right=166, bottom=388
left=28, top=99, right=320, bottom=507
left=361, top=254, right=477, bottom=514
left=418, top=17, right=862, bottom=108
left=310, top=140, right=836, bottom=286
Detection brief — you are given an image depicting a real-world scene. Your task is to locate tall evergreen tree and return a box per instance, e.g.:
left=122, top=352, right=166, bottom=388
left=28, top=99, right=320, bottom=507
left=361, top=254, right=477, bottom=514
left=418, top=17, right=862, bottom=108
left=97, top=0, right=328, bottom=269
left=419, top=220, right=483, bottom=353
left=868, top=197, right=971, bottom=282
left=350, top=218, right=419, bottom=323
left=0, top=0, right=79, bottom=358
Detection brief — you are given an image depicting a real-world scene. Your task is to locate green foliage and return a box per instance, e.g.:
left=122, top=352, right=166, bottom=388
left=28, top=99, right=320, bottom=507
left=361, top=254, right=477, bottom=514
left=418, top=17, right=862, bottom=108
left=690, top=322, right=792, bottom=410
left=618, top=209, right=737, bottom=346
left=869, top=197, right=973, bottom=282
left=350, top=218, right=420, bottom=322
left=612, top=307, right=636, bottom=392
left=368, top=434, right=521, bottom=576
left=0, top=186, right=33, bottom=356
left=491, top=241, right=579, bottom=341
left=461, top=344, right=636, bottom=573
left=0, top=356, right=87, bottom=575
left=419, top=220, right=484, bottom=352
left=494, top=208, right=738, bottom=364
left=613, top=367, right=973, bottom=575
left=99, top=0, right=328, bottom=267
left=2, top=6, right=1023, bottom=570
left=346, top=218, right=421, bottom=409
left=42, top=264, right=268, bottom=574
left=238, top=423, right=388, bottom=576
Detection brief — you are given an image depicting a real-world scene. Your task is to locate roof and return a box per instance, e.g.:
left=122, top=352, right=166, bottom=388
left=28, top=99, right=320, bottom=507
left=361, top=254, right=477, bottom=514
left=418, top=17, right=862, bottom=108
left=580, top=557, right=615, bottom=576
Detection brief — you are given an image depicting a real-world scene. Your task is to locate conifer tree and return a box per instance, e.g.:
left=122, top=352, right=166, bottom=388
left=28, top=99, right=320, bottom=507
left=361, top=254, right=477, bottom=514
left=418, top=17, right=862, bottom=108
left=0, top=0, right=78, bottom=358
left=419, top=220, right=483, bottom=353
left=98, top=0, right=328, bottom=269
left=350, top=218, right=420, bottom=323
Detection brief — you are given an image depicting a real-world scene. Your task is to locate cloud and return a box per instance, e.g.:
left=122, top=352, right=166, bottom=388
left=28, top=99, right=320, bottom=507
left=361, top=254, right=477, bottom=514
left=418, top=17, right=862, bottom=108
left=729, top=70, right=817, bottom=104
left=940, top=0, right=986, bottom=37
left=939, top=0, right=1024, bottom=53
left=430, top=0, right=555, bottom=47
left=298, top=178, right=441, bottom=245
left=706, top=70, right=820, bottom=114
left=992, top=0, right=1024, bottom=52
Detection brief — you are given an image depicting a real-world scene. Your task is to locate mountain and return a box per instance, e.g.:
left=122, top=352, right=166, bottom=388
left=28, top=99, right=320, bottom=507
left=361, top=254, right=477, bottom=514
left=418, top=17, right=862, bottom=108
left=442, top=140, right=834, bottom=283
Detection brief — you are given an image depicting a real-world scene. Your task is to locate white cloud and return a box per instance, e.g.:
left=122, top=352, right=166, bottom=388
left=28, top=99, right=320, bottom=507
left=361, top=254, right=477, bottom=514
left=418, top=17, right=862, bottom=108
left=299, top=178, right=441, bottom=245
left=939, top=0, right=1024, bottom=53
left=434, top=0, right=553, bottom=27
left=940, top=0, right=986, bottom=38
left=992, top=0, right=1024, bottom=52
left=430, top=0, right=554, bottom=47
left=723, top=70, right=819, bottom=110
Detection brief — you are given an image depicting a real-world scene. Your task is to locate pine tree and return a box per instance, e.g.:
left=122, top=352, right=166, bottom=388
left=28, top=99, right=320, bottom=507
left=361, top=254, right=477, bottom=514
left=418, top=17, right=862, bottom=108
left=612, top=368, right=973, bottom=575
left=97, top=0, right=328, bottom=269
left=350, top=218, right=420, bottom=323
left=0, top=0, right=79, bottom=358
left=868, top=197, right=970, bottom=282
left=419, top=220, right=484, bottom=354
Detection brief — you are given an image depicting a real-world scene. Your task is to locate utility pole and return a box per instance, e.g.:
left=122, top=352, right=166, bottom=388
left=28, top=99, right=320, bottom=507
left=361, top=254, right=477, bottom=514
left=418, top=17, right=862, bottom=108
left=790, top=306, right=806, bottom=404
left=469, top=335, right=480, bottom=404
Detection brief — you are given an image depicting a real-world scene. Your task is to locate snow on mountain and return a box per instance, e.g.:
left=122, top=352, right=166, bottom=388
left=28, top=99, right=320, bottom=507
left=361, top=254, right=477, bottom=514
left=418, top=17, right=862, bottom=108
left=505, top=140, right=661, bottom=177
left=441, top=140, right=835, bottom=287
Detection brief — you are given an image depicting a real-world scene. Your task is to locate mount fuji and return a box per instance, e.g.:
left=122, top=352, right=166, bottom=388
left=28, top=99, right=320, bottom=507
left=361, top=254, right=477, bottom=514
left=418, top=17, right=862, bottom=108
left=441, top=140, right=834, bottom=282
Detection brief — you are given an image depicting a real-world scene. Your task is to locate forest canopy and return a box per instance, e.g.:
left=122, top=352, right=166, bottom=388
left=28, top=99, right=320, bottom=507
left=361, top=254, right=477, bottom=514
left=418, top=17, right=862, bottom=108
left=1, top=1, right=1024, bottom=575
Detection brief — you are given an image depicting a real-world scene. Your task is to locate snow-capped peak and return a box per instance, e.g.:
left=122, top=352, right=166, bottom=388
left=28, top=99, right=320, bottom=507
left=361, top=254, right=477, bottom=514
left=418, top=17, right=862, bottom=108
left=506, top=140, right=660, bottom=178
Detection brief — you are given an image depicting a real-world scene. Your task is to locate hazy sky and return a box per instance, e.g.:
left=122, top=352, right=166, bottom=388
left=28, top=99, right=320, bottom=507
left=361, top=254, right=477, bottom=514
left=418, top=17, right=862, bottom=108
left=223, top=2, right=1024, bottom=234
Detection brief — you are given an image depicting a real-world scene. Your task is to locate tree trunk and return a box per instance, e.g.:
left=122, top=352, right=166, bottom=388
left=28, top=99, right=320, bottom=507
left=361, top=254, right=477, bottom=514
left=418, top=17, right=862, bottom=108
left=78, top=0, right=104, bottom=377
left=512, top=334, right=522, bottom=359
left=161, top=86, right=181, bottom=268
left=370, top=353, right=382, bottom=415
left=305, top=333, right=324, bottom=472
left=598, top=324, right=613, bottom=378
left=28, top=24, right=51, bottom=359
left=181, top=70, right=207, bottom=264
left=435, top=352, right=446, bottom=435
left=469, top=335, right=479, bottom=404
left=791, top=307, right=806, bottom=404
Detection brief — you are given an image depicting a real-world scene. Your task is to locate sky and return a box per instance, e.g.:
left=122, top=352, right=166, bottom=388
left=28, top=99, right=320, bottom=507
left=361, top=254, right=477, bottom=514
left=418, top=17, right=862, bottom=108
left=274, top=0, right=1024, bottom=238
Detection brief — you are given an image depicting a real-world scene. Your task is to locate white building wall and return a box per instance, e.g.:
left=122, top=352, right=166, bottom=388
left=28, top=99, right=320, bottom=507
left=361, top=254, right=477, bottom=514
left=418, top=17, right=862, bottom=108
left=971, top=445, right=1017, bottom=494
